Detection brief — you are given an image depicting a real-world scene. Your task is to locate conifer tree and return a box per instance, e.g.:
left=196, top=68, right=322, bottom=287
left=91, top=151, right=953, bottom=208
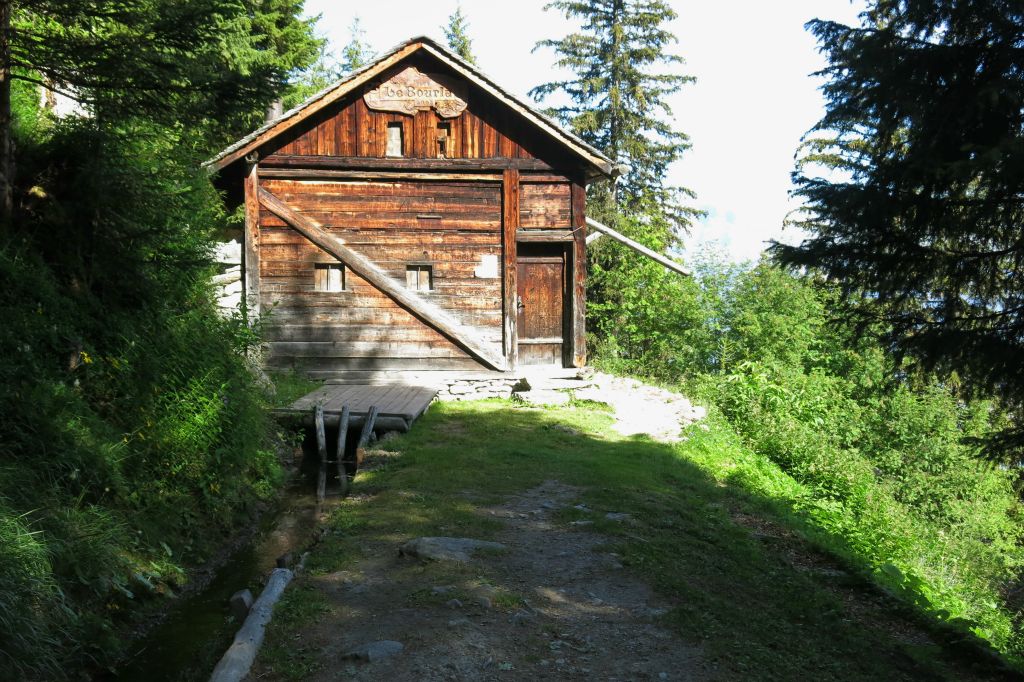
left=284, top=38, right=343, bottom=109
left=531, top=0, right=700, bottom=248
left=774, top=0, right=1024, bottom=454
left=0, top=0, right=321, bottom=226
left=340, top=16, right=375, bottom=73
left=442, top=5, right=476, bottom=64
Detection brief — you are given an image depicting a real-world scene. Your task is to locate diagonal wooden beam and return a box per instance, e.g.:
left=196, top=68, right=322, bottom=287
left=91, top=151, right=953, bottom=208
left=585, top=217, right=690, bottom=276
left=258, top=188, right=507, bottom=371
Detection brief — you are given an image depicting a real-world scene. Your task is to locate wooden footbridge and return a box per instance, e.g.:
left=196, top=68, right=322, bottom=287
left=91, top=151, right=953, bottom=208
left=273, top=383, right=438, bottom=433
left=272, top=382, right=439, bottom=501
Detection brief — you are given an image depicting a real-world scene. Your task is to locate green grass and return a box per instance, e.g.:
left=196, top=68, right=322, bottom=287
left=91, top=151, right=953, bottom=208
left=259, top=584, right=333, bottom=680
left=268, top=370, right=322, bottom=409
left=259, top=399, right=1018, bottom=681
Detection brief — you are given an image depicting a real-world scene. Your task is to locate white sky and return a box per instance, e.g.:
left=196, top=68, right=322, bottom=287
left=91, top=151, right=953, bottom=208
left=303, top=0, right=867, bottom=263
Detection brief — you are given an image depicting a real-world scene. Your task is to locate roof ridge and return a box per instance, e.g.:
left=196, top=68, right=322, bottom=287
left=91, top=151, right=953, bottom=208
left=205, top=35, right=615, bottom=177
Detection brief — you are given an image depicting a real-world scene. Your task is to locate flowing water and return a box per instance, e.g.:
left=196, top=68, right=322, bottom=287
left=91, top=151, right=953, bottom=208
left=105, top=479, right=324, bottom=681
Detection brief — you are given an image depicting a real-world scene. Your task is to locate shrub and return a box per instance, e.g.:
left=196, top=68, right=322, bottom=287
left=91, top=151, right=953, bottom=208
left=0, top=118, right=282, bottom=677
left=591, top=249, right=1024, bottom=660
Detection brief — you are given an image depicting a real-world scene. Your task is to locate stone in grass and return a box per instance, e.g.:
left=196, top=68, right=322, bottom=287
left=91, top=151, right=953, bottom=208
left=510, top=610, right=535, bottom=626
left=604, top=512, right=631, bottom=522
left=342, top=640, right=404, bottom=662
left=399, top=537, right=507, bottom=563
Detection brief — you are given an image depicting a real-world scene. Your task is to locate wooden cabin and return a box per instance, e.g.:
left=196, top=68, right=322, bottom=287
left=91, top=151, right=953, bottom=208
left=208, top=36, right=615, bottom=378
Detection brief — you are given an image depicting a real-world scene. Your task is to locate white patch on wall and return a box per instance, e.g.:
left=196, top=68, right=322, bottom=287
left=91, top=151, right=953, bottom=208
left=213, top=239, right=243, bottom=314
left=474, top=254, right=499, bottom=278
left=40, top=85, right=88, bottom=119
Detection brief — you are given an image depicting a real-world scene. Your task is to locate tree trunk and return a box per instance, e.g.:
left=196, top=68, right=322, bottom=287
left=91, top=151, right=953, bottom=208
left=0, top=0, right=12, bottom=230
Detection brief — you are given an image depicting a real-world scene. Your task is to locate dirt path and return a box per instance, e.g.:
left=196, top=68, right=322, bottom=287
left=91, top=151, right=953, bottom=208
left=576, top=373, right=705, bottom=442
left=278, top=479, right=707, bottom=681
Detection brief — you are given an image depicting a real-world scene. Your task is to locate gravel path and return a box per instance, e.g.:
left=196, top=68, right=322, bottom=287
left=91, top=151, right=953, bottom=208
left=268, top=481, right=708, bottom=681
left=574, top=373, right=706, bottom=442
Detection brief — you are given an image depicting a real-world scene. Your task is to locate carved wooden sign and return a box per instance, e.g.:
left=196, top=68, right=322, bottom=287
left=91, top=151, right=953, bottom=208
left=364, top=66, right=467, bottom=118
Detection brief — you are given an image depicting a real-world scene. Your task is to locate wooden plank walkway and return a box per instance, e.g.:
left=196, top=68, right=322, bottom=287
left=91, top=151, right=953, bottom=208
left=272, top=384, right=437, bottom=433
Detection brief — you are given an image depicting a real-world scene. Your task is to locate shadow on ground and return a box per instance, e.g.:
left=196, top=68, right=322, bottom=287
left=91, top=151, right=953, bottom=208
left=255, top=400, right=1016, bottom=682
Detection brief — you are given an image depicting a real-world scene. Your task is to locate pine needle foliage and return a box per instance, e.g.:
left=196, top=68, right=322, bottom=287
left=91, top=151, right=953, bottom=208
left=531, top=0, right=700, bottom=246
left=12, top=0, right=322, bottom=147
left=442, top=5, right=476, bottom=64
left=341, top=16, right=375, bottom=73
left=773, top=1, right=1024, bottom=458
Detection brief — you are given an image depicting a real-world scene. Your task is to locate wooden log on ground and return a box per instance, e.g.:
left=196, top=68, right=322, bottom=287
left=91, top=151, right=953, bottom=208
left=335, top=406, right=351, bottom=497
left=208, top=567, right=294, bottom=682
left=355, top=405, right=380, bottom=468
left=314, top=404, right=327, bottom=503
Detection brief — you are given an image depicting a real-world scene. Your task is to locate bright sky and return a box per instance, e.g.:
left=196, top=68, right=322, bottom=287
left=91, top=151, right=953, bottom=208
left=303, top=0, right=868, bottom=263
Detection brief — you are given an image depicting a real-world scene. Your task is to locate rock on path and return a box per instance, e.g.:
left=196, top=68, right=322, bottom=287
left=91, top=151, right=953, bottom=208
left=399, top=537, right=507, bottom=563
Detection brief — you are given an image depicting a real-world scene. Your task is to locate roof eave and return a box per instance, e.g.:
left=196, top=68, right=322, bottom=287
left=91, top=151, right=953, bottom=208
left=205, top=36, right=615, bottom=181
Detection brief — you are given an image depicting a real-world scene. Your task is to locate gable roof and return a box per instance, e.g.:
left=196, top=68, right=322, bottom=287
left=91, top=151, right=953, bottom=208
left=205, top=35, right=616, bottom=179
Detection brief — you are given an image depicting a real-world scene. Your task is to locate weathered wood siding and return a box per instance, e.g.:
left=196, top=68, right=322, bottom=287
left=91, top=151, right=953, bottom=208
left=259, top=54, right=580, bottom=169
left=273, top=89, right=539, bottom=161
left=259, top=178, right=502, bottom=374
left=252, top=53, right=585, bottom=374
left=520, top=182, right=571, bottom=229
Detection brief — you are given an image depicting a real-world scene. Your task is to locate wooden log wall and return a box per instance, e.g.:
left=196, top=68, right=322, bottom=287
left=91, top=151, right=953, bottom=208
left=259, top=178, right=503, bottom=373
left=254, top=53, right=585, bottom=374
left=263, top=54, right=579, bottom=166
left=274, top=88, right=540, bottom=161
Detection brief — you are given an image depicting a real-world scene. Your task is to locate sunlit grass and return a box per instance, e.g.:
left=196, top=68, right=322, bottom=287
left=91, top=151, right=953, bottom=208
left=259, top=400, right=1018, bottom=680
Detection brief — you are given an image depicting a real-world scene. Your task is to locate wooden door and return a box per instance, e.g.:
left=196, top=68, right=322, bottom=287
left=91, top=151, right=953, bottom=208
left=516, top=245, right=566, bottom=365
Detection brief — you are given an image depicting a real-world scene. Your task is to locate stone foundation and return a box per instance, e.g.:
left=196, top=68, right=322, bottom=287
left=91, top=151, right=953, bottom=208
left=435, top=377, right=523, bottom=401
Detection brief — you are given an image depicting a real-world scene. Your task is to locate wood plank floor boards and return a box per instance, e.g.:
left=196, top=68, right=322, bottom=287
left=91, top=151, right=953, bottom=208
left=282, top=384, right=438, bottom=424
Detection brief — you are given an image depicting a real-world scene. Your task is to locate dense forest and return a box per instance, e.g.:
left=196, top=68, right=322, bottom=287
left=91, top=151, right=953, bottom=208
left=1, top=0, right=1023, bottom=678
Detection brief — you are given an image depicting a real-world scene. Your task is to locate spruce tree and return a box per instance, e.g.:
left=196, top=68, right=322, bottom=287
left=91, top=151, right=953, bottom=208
left=340, top=16, right=375, bottom=73
left=7, top=1, right=320, bottom=137
left=531, top=0, right=700, bottom=248
left=773, top=0, right=1024, bottom=454
left=442, top=5, right=476, bottom=64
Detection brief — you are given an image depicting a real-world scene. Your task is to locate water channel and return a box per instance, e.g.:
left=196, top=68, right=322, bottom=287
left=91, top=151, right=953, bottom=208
left=104, top=476, right=325, bottom=681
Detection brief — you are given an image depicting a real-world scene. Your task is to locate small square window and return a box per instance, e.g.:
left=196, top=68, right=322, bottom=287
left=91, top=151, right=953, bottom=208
left=314, top=263, right=345, bottom=292
left=406, top=264, right=432, bottom=291
left=386, top=122, right=404, bottom=157
left=436, top=122, right=451, bottom=158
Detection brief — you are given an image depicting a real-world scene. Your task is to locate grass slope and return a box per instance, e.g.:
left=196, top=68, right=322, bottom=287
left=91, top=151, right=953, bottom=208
left=259, top=399, right=1016, bottom=681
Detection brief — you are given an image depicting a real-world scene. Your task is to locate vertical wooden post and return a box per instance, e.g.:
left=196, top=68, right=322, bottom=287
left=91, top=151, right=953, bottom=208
left=502, top=168, right=520, bottom=369
left=314, top=404, right=327, bottom=503
left=570, top=180, right=587, bottom=368
left=355, top=406, right=379, bottom=469
left=242, top=154, right=261, bottom=322
left=334, top=406, right=351, bottom=497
